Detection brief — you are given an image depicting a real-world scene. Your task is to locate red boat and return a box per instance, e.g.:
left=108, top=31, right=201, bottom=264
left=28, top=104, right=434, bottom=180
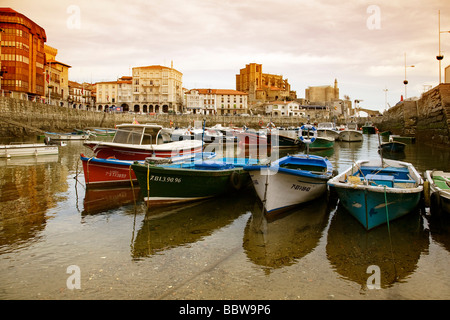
left=80, top=152, right=216, bottom=188
left=83, top=123, right=203, bottom=160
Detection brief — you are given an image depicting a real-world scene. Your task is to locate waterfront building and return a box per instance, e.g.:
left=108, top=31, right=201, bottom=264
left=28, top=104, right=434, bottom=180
left=264, top=100, right=305, bottom=117
left=445, top=65, right=450, bottom=83
left=44, top=44, right=71, bottom=106
left=0, top=8, right=46, bottom=100
left=236, top=63, right=296, bottom=104
left=95, top=80, right=119, bottom=111
left=68, top=80, right=93, bottom=109
left=132, top=63, right=183, bottom=114
left=305, top=79, right=340, bottom=105
left=184, top=88, right=248, bottom=115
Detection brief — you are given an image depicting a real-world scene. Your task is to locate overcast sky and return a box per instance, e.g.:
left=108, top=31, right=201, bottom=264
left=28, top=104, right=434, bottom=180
left=6, top=0, right=450, bottom=111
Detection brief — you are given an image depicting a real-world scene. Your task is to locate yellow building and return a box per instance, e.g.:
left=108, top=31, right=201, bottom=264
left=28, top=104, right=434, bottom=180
left=305, top=79, right=339, bottom=104
left=44, top=44, right=71, bottom=105
left=132, top=63, right=183, bottom=113
left=236, top=63, right=296, bottom=104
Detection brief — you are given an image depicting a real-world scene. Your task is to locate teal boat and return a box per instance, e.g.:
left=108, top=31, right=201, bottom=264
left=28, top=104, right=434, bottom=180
left=297, top=124, right=334, bottom=150
left=131, top=158, right=258, bottom=207
left=327, top=158, right=423, bottom=230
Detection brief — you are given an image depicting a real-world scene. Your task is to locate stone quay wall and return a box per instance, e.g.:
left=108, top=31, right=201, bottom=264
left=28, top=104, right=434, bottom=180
left=0, top=96, right=331, bottom=138
left=376, top=83, right=450, bottom=147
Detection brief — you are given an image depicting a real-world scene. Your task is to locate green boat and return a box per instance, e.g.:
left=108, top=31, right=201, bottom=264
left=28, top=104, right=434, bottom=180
left=131, top=159, right=253, bottom=207
left=308, top=136, right=335, bottom=150
left=362, top=122, right=376, bottom=134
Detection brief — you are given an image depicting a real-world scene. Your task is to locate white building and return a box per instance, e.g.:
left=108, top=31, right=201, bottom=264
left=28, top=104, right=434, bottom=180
left=184, top=89, right=248, bottom=115
left=95, top=80, right=118, bottom=111
left=265, top=101, right=305, bottom=117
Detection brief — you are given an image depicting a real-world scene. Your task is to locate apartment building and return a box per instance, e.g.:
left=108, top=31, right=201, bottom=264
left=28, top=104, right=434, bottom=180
left=44, top=44, right=71, bottom=105
left=0, top=8, right=47, bottom=99
left=185, top=88, right=248, bottom=115
left=68, top=80, right=93, bottom=108
left=132, top=64, right=183, bottom=113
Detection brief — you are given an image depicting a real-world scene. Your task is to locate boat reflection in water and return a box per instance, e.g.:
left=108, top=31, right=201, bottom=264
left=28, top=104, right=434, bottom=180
left=131, top=192, right=256, bottom=260
left=326, top=203, right=429, bottom=289
left=243, top=195, right=331, bottom=273
left=82, top=186, right=141, bottom=215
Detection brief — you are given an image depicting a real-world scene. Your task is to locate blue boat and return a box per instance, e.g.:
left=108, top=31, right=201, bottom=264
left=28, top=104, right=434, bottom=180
left=327, top=158, right=423, bottom=230
left=244, top=154, right=335, bottom=215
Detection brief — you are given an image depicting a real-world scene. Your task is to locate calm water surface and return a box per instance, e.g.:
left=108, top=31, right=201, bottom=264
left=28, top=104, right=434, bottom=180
left=0, top=134, right=449, bottom=300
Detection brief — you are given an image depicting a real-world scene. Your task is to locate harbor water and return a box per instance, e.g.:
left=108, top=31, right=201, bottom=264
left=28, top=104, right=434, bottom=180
left=1, top=133, right=450, bottom=300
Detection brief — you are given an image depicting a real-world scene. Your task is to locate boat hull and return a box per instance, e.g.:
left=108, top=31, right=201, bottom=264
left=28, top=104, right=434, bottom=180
left=339, top=130, right=363, bottom=142
left=362, top=126, right=376, bottom=134
left=309, top=137, right=334, bottom=150
left=244, top=154, right=333, bottom=214
left=425, top=170, right=450, bottom=214
left=81, top=155, right=138, bottom=187
left=132, top=162, right=249, bottom=206
left=333, top=185, right=421, bottom=230
left=0, top=143, right=59, bottom=158
left=328, top=159, right=423, bottom=230
left=379, top=141, right=406, bottom=153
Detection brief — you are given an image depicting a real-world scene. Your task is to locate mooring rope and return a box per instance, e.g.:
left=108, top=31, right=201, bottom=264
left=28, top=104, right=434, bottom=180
left=383, top=185, right=398, bottom=282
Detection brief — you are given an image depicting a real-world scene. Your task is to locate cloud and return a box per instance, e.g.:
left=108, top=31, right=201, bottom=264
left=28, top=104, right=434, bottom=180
left=6, top=0, right=450, bottom=111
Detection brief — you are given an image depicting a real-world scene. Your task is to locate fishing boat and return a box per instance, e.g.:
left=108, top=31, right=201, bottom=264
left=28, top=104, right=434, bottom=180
left=390, top=135, right=416, bottom=144
left=378, top=140, right=406, bottom=153
left=297, top=124, right=334, bottom=150
left=362, top=122, right=376, bottom=134
left=339, top=123, right=363, bottom=142
left=244, top=152, right=335, bottom=215
left=0, top=142, right=59, bottom=158
left=45, top=131, right=90, bottom=141
left=83, top=123, right=203, bottom=160
left=327, top=159, right=423, bottom=230
left=317, top=122, right=340, bottom=141
left=425, top=170, right=450, bottom=214
left=171, top=127, right=224, bottom=143
left=80, top=152, right=216, bottom=188
left=131, top=158, right=255, bottom=207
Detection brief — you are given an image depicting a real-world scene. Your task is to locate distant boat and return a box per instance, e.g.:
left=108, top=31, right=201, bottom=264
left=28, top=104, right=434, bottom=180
left=328, top=159, right=423, bottom=230
left=362, top=122, right=376, bottom=134
left=317, top=122, right=340, bottom=141
left=390, top=135, right=416, bottom=144
left=309, top=136, right=335, bottom=150
left=378, top=140, right=406, bottom=153
left=171, top=127, right=224, bottom=143
left=425, top=170, right=450, bottom=215
left=0, top=142, right=59, bottom=158
left=244, top=154, right=335, bottom=215
left=45, top=131, right=90, bottom=141
left=339, top=123, right=363, bottom=142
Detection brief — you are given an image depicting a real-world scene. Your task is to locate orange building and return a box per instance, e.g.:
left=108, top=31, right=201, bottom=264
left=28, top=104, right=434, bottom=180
left=0, top=8, right=47, bottom=99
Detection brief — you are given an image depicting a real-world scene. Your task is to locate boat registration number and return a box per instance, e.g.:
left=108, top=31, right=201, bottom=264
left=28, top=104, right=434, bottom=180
left=149, top=175, right=182, bottom=183
left=291, top=184, right=311, bottom=192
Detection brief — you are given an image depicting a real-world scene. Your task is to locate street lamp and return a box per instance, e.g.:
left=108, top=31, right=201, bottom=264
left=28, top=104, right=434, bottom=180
left=383, top=87, right=388, bottom=111
left=437, top=10, right=450, bottom=84
left=404, top=53, right=415, bottom=99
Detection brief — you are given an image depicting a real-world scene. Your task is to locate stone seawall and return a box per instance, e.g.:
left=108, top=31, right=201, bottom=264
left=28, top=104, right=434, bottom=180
left=377, top=83, right=450, bottom=147
left=0, top=96, right=330, bottom=138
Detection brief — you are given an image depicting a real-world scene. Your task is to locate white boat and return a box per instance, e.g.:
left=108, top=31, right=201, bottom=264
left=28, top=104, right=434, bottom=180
left=84, top=123, right=203, bottom=160
left=45, top=131, right=90, bottom=141
left=317, top=122, right=340, bottom=141
left=171, top=127, right=224, bottom=143
left=339, top=123, right=363, bottom=142
left=243, top=154, right=335, bottom=215
left=0, top=143, right=59, bottom=158
left=425, top=170, right=450, bottom=214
